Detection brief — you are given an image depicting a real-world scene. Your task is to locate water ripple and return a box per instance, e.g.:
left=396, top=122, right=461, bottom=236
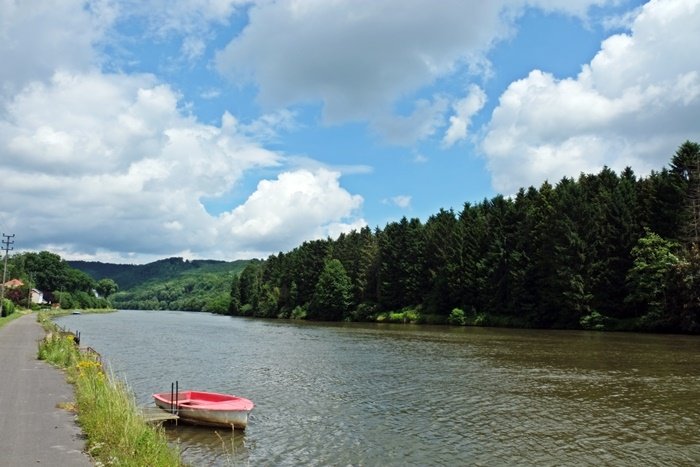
left=57, top=311, right=700, bottom=466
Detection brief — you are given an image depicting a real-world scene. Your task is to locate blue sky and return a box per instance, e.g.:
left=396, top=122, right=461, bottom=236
left=1, top=0, right=698, bottom=263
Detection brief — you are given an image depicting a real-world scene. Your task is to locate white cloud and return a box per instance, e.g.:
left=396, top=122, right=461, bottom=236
left=238, top=109, right=298, bottom=141
left=0, top=68, right=367, bottom=261
left=373, top=97, right=448, bottom=145
left=0, top=0, right=114, bottom=96
left=482, top=0, right=700, bottom=194
left=115, top=0, right=248, bottom=37
left=181, top=36, right=207, bottom=61
left=386, top=195, right=412, bottom=209
left=220, top=168, right=366, bottom=252
left=443, top=84, right=487, bottom=147
left=214, top=0, right=611, bottom=129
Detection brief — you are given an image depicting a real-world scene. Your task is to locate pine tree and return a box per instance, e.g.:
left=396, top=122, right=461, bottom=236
left=309, top=259, right=353, bottom=321
left=228, top=275, right=241, bottom=315
left=671, top=141, right=700, bottom=246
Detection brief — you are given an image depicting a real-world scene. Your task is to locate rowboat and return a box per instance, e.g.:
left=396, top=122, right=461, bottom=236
left=153, top=390, right=255, bottom=429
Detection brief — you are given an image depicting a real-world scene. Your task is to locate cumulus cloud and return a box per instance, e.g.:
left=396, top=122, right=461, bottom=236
left=219, top=168, right=365, bottom=253
left=0, top=70, right=365, bottom=261
left=0, top=70, right=294, bottom=259
left=443, top=84, right=487, bottom=147
left=482, top=0, right=700, bottom=194
left=0, top=0, right=370, bottom=262
left=214, top=0, right=611, bottom=134
left=114, top=0, right=248, bottom=37
left=0, top=0, right=113, bottom=95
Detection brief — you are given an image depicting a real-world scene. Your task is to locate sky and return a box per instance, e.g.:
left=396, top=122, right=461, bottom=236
left=1, top=0, right=699, bottom=264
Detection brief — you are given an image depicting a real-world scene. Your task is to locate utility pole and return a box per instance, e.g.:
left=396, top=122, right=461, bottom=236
left=0, top=233, right=15, bottom=316
left=27, top=272, right=35, bottom=308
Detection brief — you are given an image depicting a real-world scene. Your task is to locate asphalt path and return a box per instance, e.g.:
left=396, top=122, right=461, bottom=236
left=0, top=313, right=92, bottom=466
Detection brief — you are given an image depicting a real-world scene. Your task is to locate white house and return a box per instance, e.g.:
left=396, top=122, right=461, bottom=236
left=30, top=288, right=44, bottom=304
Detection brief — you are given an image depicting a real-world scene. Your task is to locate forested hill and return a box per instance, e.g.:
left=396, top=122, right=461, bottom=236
left=68, top=257, right=246, bottom=290
left=69, top=257, right=250, bottom=314
left=230, top=141, right=700, bottom=334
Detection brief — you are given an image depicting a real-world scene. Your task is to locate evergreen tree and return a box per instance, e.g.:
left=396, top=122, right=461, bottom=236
left=670, top=141, right=700, bottom=246
left=229, top=275, right=241, bottom=315
left=377, top=217, right=426, bottom=310
left=238, top=262, right=262, bottom=313
left=308, top=259, right=353, bottom=321
left=424, top=209, right=460, bottom=314
left=666, top=245, right=700, bottom=332
left=456, top=203, right=487, bottom=313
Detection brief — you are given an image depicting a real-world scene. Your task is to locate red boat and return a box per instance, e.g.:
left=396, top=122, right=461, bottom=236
left=153, top=390, right=255, bottom=429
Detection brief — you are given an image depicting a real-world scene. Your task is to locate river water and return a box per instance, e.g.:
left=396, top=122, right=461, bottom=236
left=56, top=310, right=700, bottom=466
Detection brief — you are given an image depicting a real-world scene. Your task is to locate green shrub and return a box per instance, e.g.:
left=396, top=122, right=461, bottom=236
left=580, top=311, right=611, bottom=331
left=240, top=303, right=254, bottom=316
left=1, top=298, right=15, bottom=317
left=448, top=308, right=466, bottom=326
left=349, top=303, right=379, bottom=322
left=473, top=312, right=489, bottom=327
left=291, top=305, right=307, bottom=320
left=377, top=308, right=419, bottom=323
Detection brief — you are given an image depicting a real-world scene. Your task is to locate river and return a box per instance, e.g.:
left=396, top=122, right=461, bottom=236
left=56, top=310, right=700, bottom=466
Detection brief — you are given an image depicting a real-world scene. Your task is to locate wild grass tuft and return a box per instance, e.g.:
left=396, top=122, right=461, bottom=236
left=37, top=312, right=181, bottom=466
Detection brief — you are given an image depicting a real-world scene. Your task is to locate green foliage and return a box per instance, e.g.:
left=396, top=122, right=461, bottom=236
left=580, top=311, right=611, bottom=331
left=228, top=275, right=241, bottom=315
left=109, top=260, right=248, bottom=313
left=308, top=259, right=353, bottom=321
left=226, top=141, right=700, bottom=333
left=1, top=298, right=15, bottom=317
left=95, top=278, right=118, bottom=297
left=665, top=245, right=700, bottom=332
left=291, top=305, right=307, bottom=320
left=69, top=257, right=247, bottom=290
left=37, top=315, right=181, bottom=466
left=625, top=230, right=680, bottom=323
left=349, top=302, right=379, bottom=322
left=0, top=306, right=22, bottom=327
left=376, top=308, right=419, bottom=323
left=448, top=308, right=466, bottom=326
left=10, top=251, right=86, bottom=293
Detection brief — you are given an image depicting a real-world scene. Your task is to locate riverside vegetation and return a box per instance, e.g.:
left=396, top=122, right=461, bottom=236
left=37, top=312, right=181, bottom=466
left=228, top=141, right=700, bottom=333
left=28, top=140, right=700, bottom=334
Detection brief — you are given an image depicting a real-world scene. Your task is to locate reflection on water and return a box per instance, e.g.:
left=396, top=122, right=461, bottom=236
left=57, top=310, right=700, bottom=466
left=165, top=424, right=249, bottom=465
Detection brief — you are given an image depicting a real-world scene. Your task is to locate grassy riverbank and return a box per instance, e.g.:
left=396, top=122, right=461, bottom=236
left=37, top=312, right=181, bottom=466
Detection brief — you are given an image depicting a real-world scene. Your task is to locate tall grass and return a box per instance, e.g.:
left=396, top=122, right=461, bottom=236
left=37, top=313, right=181, bottom=466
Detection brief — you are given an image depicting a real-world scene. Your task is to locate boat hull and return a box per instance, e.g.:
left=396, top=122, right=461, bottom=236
left=153, top=390, right=254, bottom=429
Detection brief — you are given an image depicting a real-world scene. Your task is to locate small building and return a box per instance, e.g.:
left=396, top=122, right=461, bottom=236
left=3, top=279, right=24, bottom=288
left=30, top=288, right=44, bottom=304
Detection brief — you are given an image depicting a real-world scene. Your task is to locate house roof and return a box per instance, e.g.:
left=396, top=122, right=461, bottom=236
left=3, top=279, right=24, bottom=288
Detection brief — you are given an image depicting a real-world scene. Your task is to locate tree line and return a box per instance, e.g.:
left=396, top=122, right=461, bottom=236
left=229, top=141, right=700, bottom=333
left=6, top=251, right=115, bottom=310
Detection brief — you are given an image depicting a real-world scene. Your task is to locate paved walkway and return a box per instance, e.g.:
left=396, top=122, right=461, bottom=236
left=0, top=313, right=92, bottom=466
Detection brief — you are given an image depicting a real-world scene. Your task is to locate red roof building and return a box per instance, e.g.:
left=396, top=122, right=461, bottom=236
left=3, top=279, right=24, bottom=288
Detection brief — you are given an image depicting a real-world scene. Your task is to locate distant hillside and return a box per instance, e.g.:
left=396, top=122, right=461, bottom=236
left=69, top=257, right=251, bottom=314
left=69, top=257, right=249, bottom=290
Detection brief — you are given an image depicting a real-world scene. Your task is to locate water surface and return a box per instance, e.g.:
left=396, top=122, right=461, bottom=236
left=57, top=310, right=700, bottom=466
